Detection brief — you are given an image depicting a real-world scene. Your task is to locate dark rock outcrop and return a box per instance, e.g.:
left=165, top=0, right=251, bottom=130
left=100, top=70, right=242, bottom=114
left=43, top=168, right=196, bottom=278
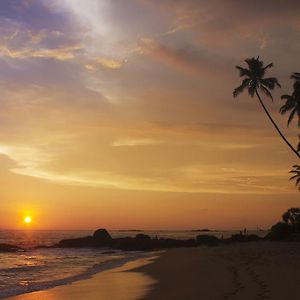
left=196, top=235, right=220, bottom=246
left=226, top=233, right=261, bottom=243
left=56, top=229, right=113, bottom=248
left=54, top=228, right=268, bottom=251
left=93, top=228, right=112, bottom=246
left=0, top=243, right=23, bottom=252
left=55, top=229, right=198, bottom=251
left=57, top=236, right=95, bottom=248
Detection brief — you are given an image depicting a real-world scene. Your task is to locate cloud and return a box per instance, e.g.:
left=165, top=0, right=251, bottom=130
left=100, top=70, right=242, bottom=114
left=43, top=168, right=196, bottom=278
left=0, top=43, right=83, bottom=60
left=0, top=83, right=292, bottom=196
left=0, top=0, right=298, bottom=200
left=0, top=17, right=84, bottom=61
left=112, top=138, right=161, bottom=147
left=0, top=141, right=295, bottom=195
left=85, top=57, right=125, bottom=70
left=136, top=37, right=226, bottom=76
left=139, top=0, right=300, bottom=53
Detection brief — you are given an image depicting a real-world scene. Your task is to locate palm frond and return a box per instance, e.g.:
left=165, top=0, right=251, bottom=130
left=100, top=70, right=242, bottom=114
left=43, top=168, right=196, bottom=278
left=280, top=89, right=300, bottom=127
left=248, top=85, right=256, bottom=97
left=291, top=72, right=300, bottom=81
left=263, top=63, right=273, bottom=70
left=287, top=108, right=297, bottom=126
left=233, top=79, right=250, bottom=97
left=260, top=85, right=273, bottom=100
left=235, top=66, right=251, bottom=77
left=280, top=99, right=295, bottom=113
left=262, top=77, right=281, bottom=89
left=289, top=165, right=300, bottom=190
left=281, top=94, right=293, bottom=101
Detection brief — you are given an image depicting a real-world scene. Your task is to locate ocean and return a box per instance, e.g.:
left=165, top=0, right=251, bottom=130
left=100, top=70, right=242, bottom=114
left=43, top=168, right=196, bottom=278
left=0, top=229, right=267, bottom=298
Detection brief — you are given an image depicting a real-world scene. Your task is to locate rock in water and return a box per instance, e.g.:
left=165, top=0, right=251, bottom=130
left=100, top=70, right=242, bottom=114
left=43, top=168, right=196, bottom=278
left=93, top=228, right=112, bottom=246
left=196, top=235, right=220, bottom=246
left=0, top=244, right=23, bottom=252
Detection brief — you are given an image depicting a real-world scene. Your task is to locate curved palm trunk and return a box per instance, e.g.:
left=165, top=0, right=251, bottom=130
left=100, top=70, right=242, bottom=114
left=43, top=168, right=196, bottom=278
left=255, top=89, right=300, bottom=159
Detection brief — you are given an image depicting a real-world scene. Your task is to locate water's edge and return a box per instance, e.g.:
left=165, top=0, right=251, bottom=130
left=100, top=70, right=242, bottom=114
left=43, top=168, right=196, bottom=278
left=0, top=251, right=154, bottom=299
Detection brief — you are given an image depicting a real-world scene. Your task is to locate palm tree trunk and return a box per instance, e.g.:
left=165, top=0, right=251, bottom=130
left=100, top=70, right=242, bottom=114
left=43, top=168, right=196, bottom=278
left=255, top=89, right=300, bottom=159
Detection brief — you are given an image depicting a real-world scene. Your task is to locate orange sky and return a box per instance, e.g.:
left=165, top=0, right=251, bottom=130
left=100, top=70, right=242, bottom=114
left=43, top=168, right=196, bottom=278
left=0, top=0, right=299, bottom=230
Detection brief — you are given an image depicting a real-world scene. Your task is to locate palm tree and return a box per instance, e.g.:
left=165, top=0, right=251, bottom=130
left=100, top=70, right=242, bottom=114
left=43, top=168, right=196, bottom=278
left=280, top=79, right=300, bottom=127
left=233, top=56, right=300, bottom=159
left=290, top=165, right=300, bottom=190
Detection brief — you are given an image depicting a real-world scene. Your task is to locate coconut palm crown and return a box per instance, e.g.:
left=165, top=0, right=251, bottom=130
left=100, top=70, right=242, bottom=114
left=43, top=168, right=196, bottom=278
left=290, top=165, right=300, bottom=191
left=233, top=56, right=281, bottom=99
left=280, top=76, right=300, bottom=127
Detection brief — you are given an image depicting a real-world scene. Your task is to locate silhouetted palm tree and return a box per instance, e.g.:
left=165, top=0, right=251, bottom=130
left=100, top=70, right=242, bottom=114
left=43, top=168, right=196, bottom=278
left=290, top=165, right=300, bottom=190
left=280, top=79, right=300, bottom=127
left=233, top=57, right=300, bottom=159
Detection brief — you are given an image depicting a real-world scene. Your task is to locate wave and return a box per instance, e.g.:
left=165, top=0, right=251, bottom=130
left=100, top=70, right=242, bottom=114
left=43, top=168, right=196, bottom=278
left=0, top=264, right=46, bottom=273
left=0, top=251, right=152, bottom=299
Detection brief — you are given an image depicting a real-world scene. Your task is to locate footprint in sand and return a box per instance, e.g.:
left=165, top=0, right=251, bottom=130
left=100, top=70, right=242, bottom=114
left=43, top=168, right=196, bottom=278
left=247, top=265, right=270, bottom=299
left=223, top=265, right=244, bottom=299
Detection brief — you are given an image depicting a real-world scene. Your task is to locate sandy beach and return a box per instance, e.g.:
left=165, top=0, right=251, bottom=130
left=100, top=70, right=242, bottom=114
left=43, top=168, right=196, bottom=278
left=138, top=242, right=300, bottom=300
left=7, top=241, right=300, bottom=300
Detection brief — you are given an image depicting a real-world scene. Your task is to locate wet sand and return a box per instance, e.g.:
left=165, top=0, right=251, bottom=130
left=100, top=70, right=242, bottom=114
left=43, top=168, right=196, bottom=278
left=8, top=257, right=157, bottom=300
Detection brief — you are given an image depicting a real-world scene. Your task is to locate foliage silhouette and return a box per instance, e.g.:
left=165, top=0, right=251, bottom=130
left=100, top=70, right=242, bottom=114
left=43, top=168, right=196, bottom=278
left=290, top=165, right=300, bottom=191
left=233, top=57, right=300, bottom=159
left=291, top=72, right=300, bottom=81
left=280, top=73, right=300, bottom=189
left=266, top=222, right=292, bottom=241
left=267, top=207, right=300, bottom=240
left=282, top=207, right=300, bottom=227
left=280, top=78, right=300, bottom=127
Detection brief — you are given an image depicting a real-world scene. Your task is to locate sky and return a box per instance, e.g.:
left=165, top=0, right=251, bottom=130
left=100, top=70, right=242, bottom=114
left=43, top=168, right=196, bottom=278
left=0, top=0, right=299, bottom=230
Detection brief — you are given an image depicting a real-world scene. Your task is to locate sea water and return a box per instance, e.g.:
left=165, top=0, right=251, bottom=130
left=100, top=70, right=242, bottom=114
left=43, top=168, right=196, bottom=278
left=0, top=229, right=267, bottom=298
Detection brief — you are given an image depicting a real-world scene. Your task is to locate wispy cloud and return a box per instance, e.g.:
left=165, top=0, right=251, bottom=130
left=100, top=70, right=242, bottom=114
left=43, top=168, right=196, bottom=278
left=0, top=43, right=83, bottom=60
left=136, top=37, right=226, bottom=76
left=85, top=57, right=125, bottom=70
left=0, top=141, right=295, bottom=195
left=112, top=138, right=161, bottom=147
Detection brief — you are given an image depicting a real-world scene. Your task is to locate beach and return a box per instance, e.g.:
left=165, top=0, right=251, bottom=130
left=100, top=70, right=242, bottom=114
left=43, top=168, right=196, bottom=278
left=138, top=242, right=300, bottom=300
left=7, top=256, right=157, bottom=300
left=6, top=241, right=300, bottom=300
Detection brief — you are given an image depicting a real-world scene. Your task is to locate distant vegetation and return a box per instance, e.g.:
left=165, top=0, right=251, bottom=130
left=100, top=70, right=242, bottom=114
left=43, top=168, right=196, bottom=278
left=267, top=208, right=300, bottom=241
left=234, top=57, right=300, bottom=190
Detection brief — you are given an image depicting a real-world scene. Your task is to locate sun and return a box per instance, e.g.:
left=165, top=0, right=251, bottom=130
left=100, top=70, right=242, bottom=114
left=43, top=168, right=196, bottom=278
left=24, top=216, right=32, bottom=224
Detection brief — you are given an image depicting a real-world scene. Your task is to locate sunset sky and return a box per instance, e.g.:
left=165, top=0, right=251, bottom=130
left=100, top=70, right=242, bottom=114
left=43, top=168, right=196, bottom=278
left=0, top=0, right=299, bottom=230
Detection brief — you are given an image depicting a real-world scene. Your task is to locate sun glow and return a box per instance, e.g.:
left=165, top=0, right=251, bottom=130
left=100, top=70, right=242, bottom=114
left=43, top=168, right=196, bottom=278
left=24, top=216, right=32, bottom=224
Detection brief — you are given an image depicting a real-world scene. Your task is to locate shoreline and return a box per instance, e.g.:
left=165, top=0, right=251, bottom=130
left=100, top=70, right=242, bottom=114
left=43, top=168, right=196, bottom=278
left=6, top=242, right=300, bottom=300
left=5, top=253, right=158, bottom=300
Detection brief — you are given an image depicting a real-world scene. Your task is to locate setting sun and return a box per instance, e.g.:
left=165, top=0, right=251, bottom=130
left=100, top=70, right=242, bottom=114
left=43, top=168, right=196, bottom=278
left=24, top=216, right=32, bottom=224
